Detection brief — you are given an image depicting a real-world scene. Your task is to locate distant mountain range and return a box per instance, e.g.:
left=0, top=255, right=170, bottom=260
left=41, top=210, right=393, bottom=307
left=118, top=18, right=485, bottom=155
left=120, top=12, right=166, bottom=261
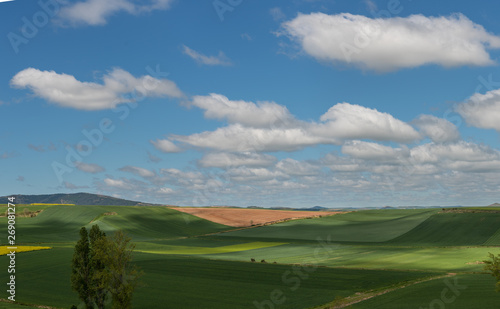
left=0, top=193, right=158, bottom=206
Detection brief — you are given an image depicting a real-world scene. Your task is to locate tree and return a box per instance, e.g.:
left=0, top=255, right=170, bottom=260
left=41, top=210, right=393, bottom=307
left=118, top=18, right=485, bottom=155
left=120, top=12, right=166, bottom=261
left=71, top=225, right=108, bottom=309
left=71, top=227, right=94, bottom=309
left=94, top=230, right=142, bottom=309
left=484, top=252, right=500, bottom=291
left=72, top=226, right=141, bottom=309
left=89, top=225, right=108, bottom=309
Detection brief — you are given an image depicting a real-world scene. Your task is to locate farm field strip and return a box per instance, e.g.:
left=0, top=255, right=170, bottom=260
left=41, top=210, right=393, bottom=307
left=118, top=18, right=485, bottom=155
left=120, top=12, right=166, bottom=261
left=216, top=209, right=437, bottom=243
left=0, top=246, right=51, bottom=255
left=135, top=241, right=287, bottom=255
left=388, top=212, right=500, bottom=246
left=347, top=274, right=498, bottom=309
left=191, top=243, right=495, bottom=272
left=172, top=206, right=339, bottom=227
left=317, top=273, right=456, bottom=309
left=483, top=225, right=500, bottom=245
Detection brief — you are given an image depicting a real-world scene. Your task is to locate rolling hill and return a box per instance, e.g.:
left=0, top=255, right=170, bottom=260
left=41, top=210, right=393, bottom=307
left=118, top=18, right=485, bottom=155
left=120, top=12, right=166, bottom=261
left=2, top=204, right=500, bottom=308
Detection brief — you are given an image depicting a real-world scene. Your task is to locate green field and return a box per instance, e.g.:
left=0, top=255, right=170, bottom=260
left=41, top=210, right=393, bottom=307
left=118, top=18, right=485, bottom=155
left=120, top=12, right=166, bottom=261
left=0, top=303, right=40, bottom=309
left=388, top=212, right=500, bottom=246
left=0, top=246, right=436, bottom=309
left=136, top=241, right=286, bottom=255
left=1, top=205, right=500, bottom=308
left=2, top=205, right=232, bottom=243
left=348, top=274, right=499, bottom=308
left=214, top=209, right=437, bottom=243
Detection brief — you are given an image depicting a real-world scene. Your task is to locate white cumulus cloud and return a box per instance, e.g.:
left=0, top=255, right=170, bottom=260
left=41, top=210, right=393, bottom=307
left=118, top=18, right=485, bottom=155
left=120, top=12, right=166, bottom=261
left=411, top=141, right=499, bottom=164
left=151, top=139, right=183, bottom=153
left=191, top=93, right=294, bottom=128
left=182, top=45, right=232, bottom=66
left=457, top=88, right=500, bottom=132
left=119, top=166, right=156, bottom=178
left=58, top=0, right=174, bottom=26
left=75, top=162, right=105, bottom=174
left=228, top=167, right=288, bottom=183
left=280, top=13, right=500, bottom=72
left=314, top=103, right=420, bottom=143
left=103, top=178, right=131, bottom=189
left=341, top=140, right=408, bottom=162
left=413, top=114, right=460, bottom=142
left=167, top=95, right=420, bottom=152
left=172, top=124, right=336, bottom=152
left=276, top=158, right=320, bottom=176
left=199, top=152, right=277, bottom=168
left=11, top=68, right=183, bottom=111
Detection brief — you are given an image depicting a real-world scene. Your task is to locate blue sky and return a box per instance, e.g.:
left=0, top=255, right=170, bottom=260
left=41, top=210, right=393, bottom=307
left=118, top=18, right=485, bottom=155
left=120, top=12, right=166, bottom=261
left=1, top=0, right=500, bottom=207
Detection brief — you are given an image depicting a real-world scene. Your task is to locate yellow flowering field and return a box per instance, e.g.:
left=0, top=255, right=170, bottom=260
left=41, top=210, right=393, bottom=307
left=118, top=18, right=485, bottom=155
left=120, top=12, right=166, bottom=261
left=0, top=246, right=52, bottom=255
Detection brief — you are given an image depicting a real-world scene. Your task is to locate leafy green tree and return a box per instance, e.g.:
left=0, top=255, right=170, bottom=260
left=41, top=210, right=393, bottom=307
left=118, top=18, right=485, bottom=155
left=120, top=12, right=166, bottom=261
left=72, top=226, right=141, bottom=309
left=95, top=230, right=142, bottom=309
left=89, top=225, right=108, bottom=309
left=71, top=227, right=94, bottom=309
left=484, top=252, right=500, bottom=291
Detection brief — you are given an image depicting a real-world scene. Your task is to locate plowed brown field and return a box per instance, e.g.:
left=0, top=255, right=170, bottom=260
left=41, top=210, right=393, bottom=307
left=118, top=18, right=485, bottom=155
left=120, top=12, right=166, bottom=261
left=172, top=207, right=339, bottom=227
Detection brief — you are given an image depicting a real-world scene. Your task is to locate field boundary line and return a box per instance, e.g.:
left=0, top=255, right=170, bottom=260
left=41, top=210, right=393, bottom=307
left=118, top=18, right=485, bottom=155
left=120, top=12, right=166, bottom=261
left=318, top=273, right=456, bottom=309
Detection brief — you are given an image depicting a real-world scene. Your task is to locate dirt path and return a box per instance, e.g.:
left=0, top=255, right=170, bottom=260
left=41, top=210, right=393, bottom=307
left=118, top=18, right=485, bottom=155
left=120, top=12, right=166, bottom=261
left=324, top=273, right=456, bottom=309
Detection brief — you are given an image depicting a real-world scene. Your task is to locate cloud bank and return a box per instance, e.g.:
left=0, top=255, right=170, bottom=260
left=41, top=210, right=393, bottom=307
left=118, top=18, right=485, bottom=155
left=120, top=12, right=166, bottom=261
left=154, top=94, right=420, bottom=153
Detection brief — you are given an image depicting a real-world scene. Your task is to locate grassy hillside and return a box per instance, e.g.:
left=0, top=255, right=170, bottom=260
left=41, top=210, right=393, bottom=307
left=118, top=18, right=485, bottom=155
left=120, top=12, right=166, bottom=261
left=348, top=274, right=498, bottom=309
left=3, top=206, right=500, bottom=308
left=388, top=212, right=500, bottom=246
left=187, top=243, right=493, bottom=272
left=0, top=205, right=232, bottom=243
left=194, top=209, right=500, bottom=273
left=132, top=255, right=435, bottom=309
left=215, top=209, right=437, bottom=243
left=0, top=247, right=435, bottom=309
